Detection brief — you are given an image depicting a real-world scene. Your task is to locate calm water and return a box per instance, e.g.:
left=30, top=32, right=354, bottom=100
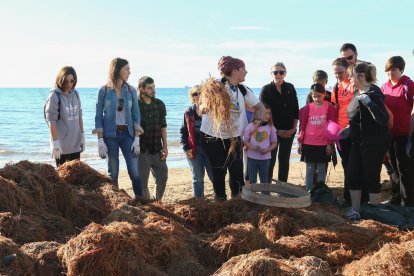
left=0, top=87, right=309, bottom=171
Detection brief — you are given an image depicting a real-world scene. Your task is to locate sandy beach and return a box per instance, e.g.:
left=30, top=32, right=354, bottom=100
left=119, top=160, right=390, bottom=203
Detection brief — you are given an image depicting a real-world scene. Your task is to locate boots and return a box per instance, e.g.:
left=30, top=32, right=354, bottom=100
left=369, top=193, right=382, bottom=205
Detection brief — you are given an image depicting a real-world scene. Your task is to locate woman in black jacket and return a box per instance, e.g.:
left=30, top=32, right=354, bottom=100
left=260, top=62, right=299, bottom=183
left=345, top=62, right=391, bottom=220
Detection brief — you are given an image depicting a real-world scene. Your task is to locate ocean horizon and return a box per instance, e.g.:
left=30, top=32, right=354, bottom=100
left=0, top=87, right=311, bottom=171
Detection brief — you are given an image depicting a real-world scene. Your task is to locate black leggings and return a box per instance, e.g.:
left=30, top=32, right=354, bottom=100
left=346, top=143, right=388, bottom=194
left=200, top=132, right=244, bottom=199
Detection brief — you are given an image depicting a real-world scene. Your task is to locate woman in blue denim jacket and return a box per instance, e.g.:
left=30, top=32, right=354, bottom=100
left=93, top=57, right=143, bottom=197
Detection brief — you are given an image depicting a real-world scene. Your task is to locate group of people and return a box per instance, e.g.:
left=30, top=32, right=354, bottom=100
left=45, top=44, right=414, bottom=220
left=178, top=43, right=414, bottom=220
left=45, top=58, right=168, bottom=200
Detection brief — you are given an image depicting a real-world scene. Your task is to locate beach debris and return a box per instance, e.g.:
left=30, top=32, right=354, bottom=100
left=342, top=240, right=414, bottom=275
left=0, top=236, right=34, bottom=275
left=20, top=241, right=62, bottom=276
left=213, top=249, right=332, bottom=275
left=204, top=223, right=269, bottom=265
left=58, top=221, right=204, bottom=276
left=199, top=77, right=232, bottom=137
left=0, top=160, right=412, bottom=275
left=102, top=203, right=147, bottom=225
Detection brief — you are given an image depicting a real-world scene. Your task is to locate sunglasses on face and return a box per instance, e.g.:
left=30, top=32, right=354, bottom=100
left=272, top=70, right=285, bottom=76
left=192, top=92, right=200, bottom=97
left=345, top=55, right=354, bottom=61
left=117, top=98, right=124, bottom=111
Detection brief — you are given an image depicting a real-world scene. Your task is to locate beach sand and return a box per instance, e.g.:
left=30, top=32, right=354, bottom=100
left=118, top=160, right=390, bottom=203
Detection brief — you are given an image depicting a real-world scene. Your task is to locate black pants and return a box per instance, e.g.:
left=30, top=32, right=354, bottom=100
left=268, top=135, right=294, bottom=182
left=338, top=138, right=352, bottom=202
left=201, top=132, right=244, bottom=200
left=346, top=142, right=388, bottom=194
left=55, top=152, right=81, bottom=167
left=388, top=136, right=414, bottom=206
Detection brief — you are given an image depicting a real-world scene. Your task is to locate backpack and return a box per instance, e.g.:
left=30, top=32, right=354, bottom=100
left=310, top=181, right=339, bottom=207
left=333, top=82, right=339, bottom=111
left=403, top=79, right=413, bottom=108
left=44, top=90, right=79, bottom=125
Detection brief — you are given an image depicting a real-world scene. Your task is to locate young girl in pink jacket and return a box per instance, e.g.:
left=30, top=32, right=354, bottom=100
left=298, top=83, right=338, bottom=190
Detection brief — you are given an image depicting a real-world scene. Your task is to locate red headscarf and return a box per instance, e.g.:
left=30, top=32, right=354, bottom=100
left=217, top=56, right=245, bottom=76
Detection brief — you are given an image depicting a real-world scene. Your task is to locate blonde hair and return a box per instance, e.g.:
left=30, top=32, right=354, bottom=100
left=251, top=103, right=274, bottom=129
left=188, top=85, right=201, bottom=104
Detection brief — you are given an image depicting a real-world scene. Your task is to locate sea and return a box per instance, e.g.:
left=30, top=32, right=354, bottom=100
left=0, top=87, right=310, bottom=172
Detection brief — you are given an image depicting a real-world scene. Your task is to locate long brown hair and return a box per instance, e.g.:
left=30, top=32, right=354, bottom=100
left=108, top=57, right=129, bottom=88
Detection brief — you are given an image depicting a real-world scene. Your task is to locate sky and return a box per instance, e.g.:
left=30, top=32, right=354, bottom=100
left=0, top=0, right=413, bottom=88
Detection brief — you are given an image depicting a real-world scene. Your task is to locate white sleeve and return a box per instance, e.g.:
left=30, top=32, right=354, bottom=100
left=242, top=85, right=260, bottom=108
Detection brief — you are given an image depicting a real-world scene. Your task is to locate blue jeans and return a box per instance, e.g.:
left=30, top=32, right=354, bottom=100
left=305, top=162, right=326, bottom=191
left=248, top=158, right=270, bottom=195
left=187, top=146, right=214, bottom=197
left=104, top=130, right=143, bottom=196
left=248, top=158, right=270, bottom=184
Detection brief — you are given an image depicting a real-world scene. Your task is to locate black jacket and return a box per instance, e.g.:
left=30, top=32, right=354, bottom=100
left=259, top=81, right=299, bottom=131
left=347, top=84, right=391, bottom=145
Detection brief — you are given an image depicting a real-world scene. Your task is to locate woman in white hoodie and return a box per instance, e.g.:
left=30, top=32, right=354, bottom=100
left=45, top=66, right=85, bottom=166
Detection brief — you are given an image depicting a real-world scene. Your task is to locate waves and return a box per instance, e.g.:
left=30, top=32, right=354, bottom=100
left=0, top=87, right=308, bottom=170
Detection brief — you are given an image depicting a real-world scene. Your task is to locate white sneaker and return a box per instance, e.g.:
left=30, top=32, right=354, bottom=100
left=346, top=207, right=361, bottom=220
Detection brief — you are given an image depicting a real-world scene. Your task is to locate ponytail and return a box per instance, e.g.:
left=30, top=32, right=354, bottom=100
left=354, top=62, right=377, bottom=83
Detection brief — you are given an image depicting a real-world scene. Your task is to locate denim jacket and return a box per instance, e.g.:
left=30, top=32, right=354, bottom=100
left=93, top=82, right=141, bottom=138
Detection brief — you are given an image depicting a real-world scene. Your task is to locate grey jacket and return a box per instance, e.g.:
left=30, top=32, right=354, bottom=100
left=45, top=87, right=83, bottom=154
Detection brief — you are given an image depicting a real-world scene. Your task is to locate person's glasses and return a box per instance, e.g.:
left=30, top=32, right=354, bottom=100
left=64, top=79, right=75, bottom=84
left=117, top=98, right=124, bottom=111
left=272, top=70, right=285, bottom=75
left=345, top=55, right=354, bottom=61
left=192, top=92, right=200, bottom=97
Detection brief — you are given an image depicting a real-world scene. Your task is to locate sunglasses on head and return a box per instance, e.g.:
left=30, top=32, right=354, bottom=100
left=117, top=98, right=124, bottom=111
left=192, top=92, right=200, bottom=97
left=345, top=55, right=354, bottom=61
left=272, top=70, right=285, bottom=75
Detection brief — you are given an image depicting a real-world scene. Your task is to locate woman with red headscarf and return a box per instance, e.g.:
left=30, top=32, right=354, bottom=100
left=200, top=56, right=265, bottom=200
